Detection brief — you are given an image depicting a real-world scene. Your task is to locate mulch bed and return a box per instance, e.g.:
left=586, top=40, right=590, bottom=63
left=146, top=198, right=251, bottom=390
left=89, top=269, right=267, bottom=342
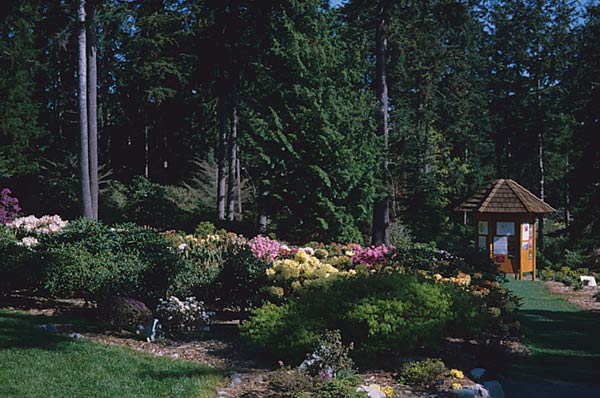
left=542, top=281, right=600, bottom=312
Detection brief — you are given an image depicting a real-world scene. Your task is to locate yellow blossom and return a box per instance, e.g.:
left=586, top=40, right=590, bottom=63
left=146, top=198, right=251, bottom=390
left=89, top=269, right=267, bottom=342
left=451, top=383, right=462, bottom=390
left=382, top=386, right=394, bottom=397
left=449, top=369, right=464, bottom=379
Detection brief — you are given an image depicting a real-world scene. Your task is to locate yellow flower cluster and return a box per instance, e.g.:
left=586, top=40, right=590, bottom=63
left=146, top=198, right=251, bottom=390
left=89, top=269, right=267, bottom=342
left=433, top=272, right=471, bottom=286
left=265, top=249, right=350, bottom=295
left=369, top=384, right=394, bottom=398
left=449, top=369, right=464, bottom=379
left=451, top=383, right=463, bottom=390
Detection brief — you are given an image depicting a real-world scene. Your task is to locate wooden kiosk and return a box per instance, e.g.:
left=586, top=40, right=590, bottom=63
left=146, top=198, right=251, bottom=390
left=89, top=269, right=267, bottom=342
left=456, top=179, right=555, bottom=280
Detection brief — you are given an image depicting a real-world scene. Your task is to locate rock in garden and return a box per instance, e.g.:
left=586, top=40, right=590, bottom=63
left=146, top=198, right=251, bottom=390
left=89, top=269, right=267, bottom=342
left=464, top=384, right=490, bottom=398
left=356, top=385, right=386, bottom=398
left=230, top=373, right=242, bottom=387
left=68, top=333, right=86, bottom=339
left=143, top=319, right=164, bottom=342
left=470, top=368, right=486, bottom=381
left=217, top=391, right=228, bottom=397
left=482, top=381, right=504, bottom=398
left=38, top=324, right=59, bottom=334
left=450, top=389, right=477, bottom=398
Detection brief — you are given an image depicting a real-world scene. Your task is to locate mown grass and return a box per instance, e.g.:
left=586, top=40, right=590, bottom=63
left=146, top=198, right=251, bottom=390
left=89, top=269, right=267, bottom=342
left=0, top=309, right=223, bottom=398
left=505, top=279, right=600, bottom=384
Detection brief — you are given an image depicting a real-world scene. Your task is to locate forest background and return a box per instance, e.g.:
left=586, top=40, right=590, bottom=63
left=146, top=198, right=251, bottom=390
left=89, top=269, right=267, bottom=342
left=1, top=0, right=598, bottom=265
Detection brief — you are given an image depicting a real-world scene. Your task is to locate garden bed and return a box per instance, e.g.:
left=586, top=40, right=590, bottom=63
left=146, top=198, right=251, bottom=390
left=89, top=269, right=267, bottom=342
left=0, top=294, right=485, bottom=398
left=542, top=281, right=600, bottom=312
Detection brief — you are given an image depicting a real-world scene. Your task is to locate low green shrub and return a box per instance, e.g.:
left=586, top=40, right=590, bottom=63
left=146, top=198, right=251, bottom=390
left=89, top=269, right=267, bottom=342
left=97, top=296, right=153, bottom=331
left=194, top=221, right=217, bottom=237
left=539, top=266, right=592, bottom=289
left=0, top=225, right=40, bottom=292
left=214, top=246, right=269, bottom=307
left=397, top=358, right=447, bottom=389
left=308, top=378, right=364, bottom=398
left=268, top=368, right=314, bottom=398
left=267, top=368, right=362, bottom=398
left=35, top=219, right=200, bottom=303
left=240, top=272, right=487, bottom=363
left=42, top=245, right=145, bottom=300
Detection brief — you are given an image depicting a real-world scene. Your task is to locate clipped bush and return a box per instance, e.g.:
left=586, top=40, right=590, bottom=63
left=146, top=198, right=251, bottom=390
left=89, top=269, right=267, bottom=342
left=40, top=219, right=189, bottom=303
left=397, top=359, right=447, bottom=389
left=42, top=245, right=145, bottom=300
left=0, top=225, right=40, bottom=292
left=309, top=378, right=364, bottom=398
left=98, top=296, right=153, bottom=331
left=155, top=296, right=211, bottom=338
left=240, top=272, right=487, bottom=363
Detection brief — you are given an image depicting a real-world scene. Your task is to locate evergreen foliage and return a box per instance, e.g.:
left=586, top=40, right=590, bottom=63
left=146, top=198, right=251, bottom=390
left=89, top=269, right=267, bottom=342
left=0, top=0, right=598, bottom=257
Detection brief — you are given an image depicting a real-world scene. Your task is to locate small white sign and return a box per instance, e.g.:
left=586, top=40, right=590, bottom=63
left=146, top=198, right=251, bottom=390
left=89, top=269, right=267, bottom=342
left=493, top=236, right=508, bottom=255
left=580, top=276, right=597, bottom=287
left=497, top=222, right=515, bottom=236
left=522, top=223, right=530, bottom=241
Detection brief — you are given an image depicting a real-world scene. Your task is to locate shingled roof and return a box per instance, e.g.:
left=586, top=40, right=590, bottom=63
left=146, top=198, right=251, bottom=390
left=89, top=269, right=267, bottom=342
left=455, top=179, right=555, bottom=214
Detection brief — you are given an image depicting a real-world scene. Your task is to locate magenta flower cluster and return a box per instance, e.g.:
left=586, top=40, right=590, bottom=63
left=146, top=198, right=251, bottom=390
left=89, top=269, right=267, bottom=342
left=0, top=188, right=20, bottom=224
left=248, top=235, right=285, bottom=262
left=350, top=243, right=392, bottom=266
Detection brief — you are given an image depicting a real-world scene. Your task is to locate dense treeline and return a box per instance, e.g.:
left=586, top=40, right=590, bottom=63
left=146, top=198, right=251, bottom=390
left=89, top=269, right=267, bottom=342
left=0, top=0, right=598, bottom=259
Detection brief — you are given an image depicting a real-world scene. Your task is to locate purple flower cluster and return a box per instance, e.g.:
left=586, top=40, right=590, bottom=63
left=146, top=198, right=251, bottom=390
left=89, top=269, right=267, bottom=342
left=248, top=235, right=285, bottom=262
left=350, top=244, right=392, bottom=266
left=0, top=188, right=20, bottom=225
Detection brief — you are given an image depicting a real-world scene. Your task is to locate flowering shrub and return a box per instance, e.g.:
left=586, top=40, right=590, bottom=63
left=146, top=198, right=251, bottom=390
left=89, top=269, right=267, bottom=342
left=265, top=249, right=347, bottom=297
left=299, top=329, right=354, bottom=379
left=0, top=188, right=20, bottom=224
left=8, top=215, right=68, bottom=235
left=155, top=296, right=212, bottom=338
left=350, top=243, right=392, bottom=266
left=248, top=235, right=286, bottom=262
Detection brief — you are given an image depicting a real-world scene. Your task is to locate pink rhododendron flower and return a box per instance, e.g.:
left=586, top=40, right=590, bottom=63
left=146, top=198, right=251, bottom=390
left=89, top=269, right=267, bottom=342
left=248, top=235, right=284, bottom=262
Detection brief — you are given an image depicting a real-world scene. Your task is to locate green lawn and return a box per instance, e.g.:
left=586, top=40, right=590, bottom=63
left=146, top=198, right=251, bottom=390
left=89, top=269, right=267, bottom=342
left=505, top=279, right=600, bottom=384
left=0, top=310, right=223, bottom=398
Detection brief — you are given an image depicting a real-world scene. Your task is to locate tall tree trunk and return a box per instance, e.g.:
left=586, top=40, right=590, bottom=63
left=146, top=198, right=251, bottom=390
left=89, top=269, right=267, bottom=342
left=257, top=183, right=268, bottom=233
left=217, top=89, right=228, bottom=221
left=236, top=157, right=242, bottom=218
left=87, top=0, right=98, bottom=220
left=565, top=154, right=571, bottom=228
left=371, top=5, right=390, bottom=246
left=227, top=85, right=239, bottom=221
left=538, top=126, right=545, bottom=251
left=536, top=76, right=545, bottom=251
left=144, top=121, right=149, bottom=179
left=78, top=0, right=93, bottom=218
